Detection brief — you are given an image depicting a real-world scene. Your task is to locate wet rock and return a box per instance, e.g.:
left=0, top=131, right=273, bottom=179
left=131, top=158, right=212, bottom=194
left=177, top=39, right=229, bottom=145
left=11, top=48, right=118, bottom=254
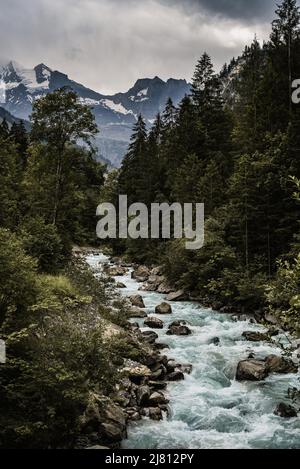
left=155, top=302, right=172, bottom=314
left=178, top=364, right=193, bottom=375
left=166, top=360, right=177, bottom=373
left=114, top=391, right=131, bottom=408
left=167, top=371, right=185, bottom=381
left=107, top=266, right=127, bottom=276
left=166, top=323, right=192, bottom=336
left=141, top=283, right=158, bottom=292
left=129, top=295, right=145, bottom=309
left=211, top=337, right=220, bottom=346
left=144, top=316, right=164, bottom=329
left=116, top=282, right=126, bottom=289
left=148, top=392, right=169, bottom=406
left=157, top=282, right=174, bottom=294
left=136, top=385, right=151, bottom=406
left=166, top=290, right=187, bottom=302
left=242, top=331, right=270, bottom=342
left=236, top=359, right=269, bottom=381
left=142, top=407, right=163, bottom=421
left=148, top=381, right=168, bottom=391
left=151, top=266, right=163, bottom=276
left=128, top=307, right=147, bottom=319
left=142, top=331, right=158, bottom=345
left=274, top=402, right=298, bottom=418
left=265, top=355, right=298, bottom=374
left=154, top=343, right=170, bottom=350
left=131, top=266, right=150, bottom=282
left=148, top=275, right=165, bottom=285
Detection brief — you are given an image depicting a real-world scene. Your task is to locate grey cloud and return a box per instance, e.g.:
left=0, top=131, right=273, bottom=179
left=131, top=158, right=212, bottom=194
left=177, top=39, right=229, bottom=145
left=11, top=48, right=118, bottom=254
left=0, top=0, right=275, bottom=94
left=160, top=0, right=276, bottom=21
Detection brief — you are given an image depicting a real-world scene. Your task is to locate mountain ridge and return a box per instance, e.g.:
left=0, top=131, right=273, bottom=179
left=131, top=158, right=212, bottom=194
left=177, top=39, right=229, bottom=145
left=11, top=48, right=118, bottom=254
left=0, top=61, right=191, bottom=166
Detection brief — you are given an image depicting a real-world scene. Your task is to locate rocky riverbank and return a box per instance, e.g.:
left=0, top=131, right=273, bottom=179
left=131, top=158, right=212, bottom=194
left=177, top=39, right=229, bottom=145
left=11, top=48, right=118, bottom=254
left=75, top=250, right=193, bottom=449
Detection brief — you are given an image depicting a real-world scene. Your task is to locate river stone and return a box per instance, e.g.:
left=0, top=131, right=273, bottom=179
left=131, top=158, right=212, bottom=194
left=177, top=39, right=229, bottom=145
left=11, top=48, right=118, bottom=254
left=148, top=381, right=168, bottom=391
left=167, top=324, right=192, bottom=336
left=128, top=307, right=147, bottom=319
left=144, top=316, right=164, bottom=329
left=155, top=302, right=172, bottom=314
left=131, top=266, right=150, bottom=282
left=107, top=266, right=127, bottom=276
left=142, top=331, right=159, bottom=344
left=136, top=385, right=151, bottom=406
left=151, top=266, right=163, bottom=276
left=116, top=282, right=126, bottom=289
left=157, top=282, right=173, bottom=294
left=178, top=364, right=193, bottom=375
left=242, top=331, right=270, bottom=342
left=142, top=407, right=163, bottom=421
left=141, top=283, right=158, bottom=292
left=265, top=355, right=298, bottom=374
left=129, top=295, right=145, bottom=308
left=167, top=371, right=185, bottom=381
left=154, top=343, right=170, bottom=350
left=211, top=337, right=220, bottom=346
left=166, top=290, right=186, bottom=301
left=236, top=359, right=269, bottom=381
left=274, top=402, right=298, bottom=418
left=148, top=392, right=169, bottom=406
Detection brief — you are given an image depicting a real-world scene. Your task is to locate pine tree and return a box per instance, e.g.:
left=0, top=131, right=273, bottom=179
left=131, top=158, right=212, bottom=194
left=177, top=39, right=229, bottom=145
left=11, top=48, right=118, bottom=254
left=118, top=114, right=147, bottom=204
left=0, top=118, right=9, bottom=139
left=10, top=121, right=29, bottom=170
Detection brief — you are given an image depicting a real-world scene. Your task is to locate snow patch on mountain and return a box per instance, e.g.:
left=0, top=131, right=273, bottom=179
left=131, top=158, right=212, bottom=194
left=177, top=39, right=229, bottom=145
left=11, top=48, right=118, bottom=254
left=101, top=98, right=135, bottom=116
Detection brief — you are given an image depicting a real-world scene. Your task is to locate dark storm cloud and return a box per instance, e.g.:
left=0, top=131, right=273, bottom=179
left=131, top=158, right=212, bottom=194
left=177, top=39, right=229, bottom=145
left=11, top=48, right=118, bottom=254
left=0, top=0, right=277, bottom=94
left=160, top=0, right=276, bottom=22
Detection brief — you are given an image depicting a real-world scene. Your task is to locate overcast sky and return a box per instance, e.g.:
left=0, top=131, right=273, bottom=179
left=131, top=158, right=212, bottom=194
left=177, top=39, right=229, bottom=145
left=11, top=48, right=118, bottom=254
left=0, top=0, right=278, bottom=94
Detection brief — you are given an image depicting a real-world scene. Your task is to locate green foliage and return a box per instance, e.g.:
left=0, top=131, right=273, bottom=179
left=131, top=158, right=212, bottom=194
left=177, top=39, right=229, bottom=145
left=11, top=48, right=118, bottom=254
left=266, top=254, right=300, bottom=335
left=0, top=228, right=37, bottom=330
left=18, top=217, right=65, bottom=273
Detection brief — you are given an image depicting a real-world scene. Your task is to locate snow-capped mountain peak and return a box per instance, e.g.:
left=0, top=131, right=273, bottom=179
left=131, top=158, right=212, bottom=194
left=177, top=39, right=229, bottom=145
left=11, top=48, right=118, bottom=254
left=0, top=60, right=191, bottom=166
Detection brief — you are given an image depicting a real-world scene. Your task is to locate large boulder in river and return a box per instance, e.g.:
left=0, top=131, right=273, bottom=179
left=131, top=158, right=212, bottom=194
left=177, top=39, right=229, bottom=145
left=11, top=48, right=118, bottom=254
left=155, top=302, right=172, bottom=314
left=136, top=385, right=151, bottom=406
left=167, top=370, right=185, bottom=381
left=142, top=331, right=159, bottom=345
left=108, top=266, right=128, bottom=276
left=242, top=331, right=270, bottom=342
left=236, top=359, right=269, bottom=381
left=265, top=355, right=298, bottom=374
left=274, top=402, right=298, bottom=418
left=131, top=266, right=150, bottom=282
left=167, top=321, right=192, bottom=336
left=166, top=290, right=187, bottom=302
left=129, top=295, right=145, bottom=308
left=148, top=392, right=169, bottom=406
left=144, top=317, right=164, bottom=329
left=128, top=307, right=147, bottom=318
